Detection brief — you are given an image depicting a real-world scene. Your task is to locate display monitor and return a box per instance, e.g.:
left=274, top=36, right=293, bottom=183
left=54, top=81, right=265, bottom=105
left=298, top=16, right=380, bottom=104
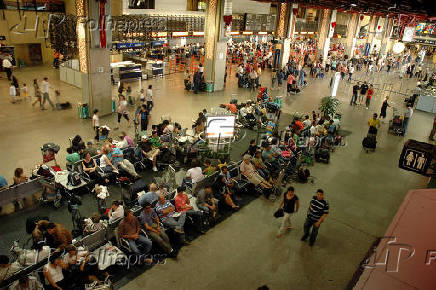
left=206, top=115, right=235, bottom=138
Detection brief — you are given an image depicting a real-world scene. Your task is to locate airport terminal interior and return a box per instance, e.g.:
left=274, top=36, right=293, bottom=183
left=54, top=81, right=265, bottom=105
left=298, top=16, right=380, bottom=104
left=0, top=0, right=435, bottom=289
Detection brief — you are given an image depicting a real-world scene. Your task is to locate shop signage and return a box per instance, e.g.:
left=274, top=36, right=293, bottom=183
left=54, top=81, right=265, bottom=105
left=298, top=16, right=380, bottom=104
left=152, top=41, right=165, bottom=47
left=413, top=38, right=436, bottom=45
left=114, top=42, right=144, bottom=49
left=399, top=140, right=436, bottom=176
left=0, top=36, right=5, bottom=40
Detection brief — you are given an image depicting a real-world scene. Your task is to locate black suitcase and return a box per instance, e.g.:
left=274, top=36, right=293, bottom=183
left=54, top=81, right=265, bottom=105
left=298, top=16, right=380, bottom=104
left=362, top=136, right=376, bottom=151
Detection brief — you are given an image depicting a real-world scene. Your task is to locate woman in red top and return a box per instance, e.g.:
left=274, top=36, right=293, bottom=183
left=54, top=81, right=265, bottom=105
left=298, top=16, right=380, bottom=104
left=287, top=74, right=295, bottom=96
left=366, top=84, right=374, bottom=109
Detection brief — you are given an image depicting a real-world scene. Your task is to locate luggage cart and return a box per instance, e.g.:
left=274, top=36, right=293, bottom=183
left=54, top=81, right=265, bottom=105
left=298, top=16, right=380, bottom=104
left=388, top=107, right=404, bottom=136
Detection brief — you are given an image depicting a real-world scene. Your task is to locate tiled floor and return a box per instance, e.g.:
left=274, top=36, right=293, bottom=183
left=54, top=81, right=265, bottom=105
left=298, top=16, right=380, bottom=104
left=0, top=64, right=433, bottom=289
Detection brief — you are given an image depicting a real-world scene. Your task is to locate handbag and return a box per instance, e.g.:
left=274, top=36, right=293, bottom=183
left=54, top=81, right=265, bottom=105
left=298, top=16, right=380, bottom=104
left=273, top=208, right=284, bottom=218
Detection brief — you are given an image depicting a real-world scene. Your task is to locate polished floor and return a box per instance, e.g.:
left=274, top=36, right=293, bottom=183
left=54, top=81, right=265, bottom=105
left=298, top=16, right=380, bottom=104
left=0, top=63, right=433, bottom=289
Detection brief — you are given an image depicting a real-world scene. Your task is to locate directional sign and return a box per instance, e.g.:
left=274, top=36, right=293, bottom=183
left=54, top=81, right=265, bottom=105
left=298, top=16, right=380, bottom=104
left=399, top=139, right=436, bottom=176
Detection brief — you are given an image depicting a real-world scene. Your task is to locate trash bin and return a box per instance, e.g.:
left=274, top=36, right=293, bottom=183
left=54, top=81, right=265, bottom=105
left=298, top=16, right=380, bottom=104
left=112, top=100, right=116, bottom=113
left=206, top=82, right=214, bottom=93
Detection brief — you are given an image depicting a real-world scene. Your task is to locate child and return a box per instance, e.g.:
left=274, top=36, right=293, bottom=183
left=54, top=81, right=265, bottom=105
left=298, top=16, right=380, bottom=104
left=32, top=88, right=42, bottom=108
left=9, top=83, right=17, bottom=103
left=146, top=85, right=153, bottom=110
left=22, top=83, right=29, bottom=100
left=55, top=90, right=61, bottom=110
left=92, top=109, right=100, bottom=141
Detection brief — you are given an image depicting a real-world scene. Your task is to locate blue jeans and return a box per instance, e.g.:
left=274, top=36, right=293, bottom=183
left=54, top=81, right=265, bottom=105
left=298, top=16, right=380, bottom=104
left=403, top=117, right=410, bottom=134
left=128, top=235, right=152, bottom=255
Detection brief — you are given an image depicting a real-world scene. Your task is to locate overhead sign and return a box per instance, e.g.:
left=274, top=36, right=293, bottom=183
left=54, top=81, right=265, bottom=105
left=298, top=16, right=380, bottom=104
left=206, top=115, right=235, bottom=138
left=399, top=140, right=436, bottom=176
left=114, top=42, right=144, bottom=49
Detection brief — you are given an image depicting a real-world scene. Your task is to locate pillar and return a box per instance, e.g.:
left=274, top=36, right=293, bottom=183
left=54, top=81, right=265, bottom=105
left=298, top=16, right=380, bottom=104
left=367, top=16, right=377, bottom=55
left=204, top=0, right=229, bottom=92
left=276, top=2, right=288, bottom=39
left=287, top=4, right=298, bottom=40
left=380, top=17, right=393, bottom=56
left=345, top=13, right=359, bottom=57
left=76, top=0, right=112, bottom=116
left=317, top=9, right=335, bottom=63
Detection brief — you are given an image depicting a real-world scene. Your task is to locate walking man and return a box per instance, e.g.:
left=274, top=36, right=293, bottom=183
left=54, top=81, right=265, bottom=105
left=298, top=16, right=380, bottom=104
left=359, top=81, right=369, bottom=106
left=403, top=105, right=413, bottom=135
left=41, top=77, right=55, bottom=110
left=301, top=189, right=329, bottom=246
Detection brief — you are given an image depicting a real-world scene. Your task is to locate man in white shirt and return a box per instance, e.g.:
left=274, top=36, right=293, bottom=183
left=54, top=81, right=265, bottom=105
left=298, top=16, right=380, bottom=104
left=41, top=77, right=55, bottom=110
left=2, top=54, right=13, bottom=80
left=184, top=160, right=204, bottom=188
left=108, top=200, right=124, bottom=223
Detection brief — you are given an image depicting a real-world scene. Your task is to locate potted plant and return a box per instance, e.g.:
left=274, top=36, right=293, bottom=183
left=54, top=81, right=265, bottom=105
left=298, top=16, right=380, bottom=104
left=319, top=96, right=341, bottom=119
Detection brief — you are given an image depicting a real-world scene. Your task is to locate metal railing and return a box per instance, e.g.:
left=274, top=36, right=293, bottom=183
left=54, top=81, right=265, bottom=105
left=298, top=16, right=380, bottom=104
left=2, top=0, right=65, bottom=12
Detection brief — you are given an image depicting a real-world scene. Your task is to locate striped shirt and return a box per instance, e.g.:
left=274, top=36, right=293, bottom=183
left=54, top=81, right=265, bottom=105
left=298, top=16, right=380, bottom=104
left=307, top=196, right=329, bottom=221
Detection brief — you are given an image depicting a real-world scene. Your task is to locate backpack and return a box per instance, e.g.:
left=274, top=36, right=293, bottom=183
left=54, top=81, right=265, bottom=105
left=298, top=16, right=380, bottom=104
left=68, top=171, right=81, bottom=186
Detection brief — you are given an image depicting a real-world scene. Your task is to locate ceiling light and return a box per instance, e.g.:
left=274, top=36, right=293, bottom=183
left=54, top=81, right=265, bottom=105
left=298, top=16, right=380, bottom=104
left=350, top=3, right=357, bottom=7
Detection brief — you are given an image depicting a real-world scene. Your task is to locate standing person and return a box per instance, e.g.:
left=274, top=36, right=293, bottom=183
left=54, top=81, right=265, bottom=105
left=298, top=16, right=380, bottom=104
left=365, top=84, right=374, bottom=109
left=359, top=81, right=369, bottom=106
left=54, top=90, right=61, bottom=110
left=350, top=82, right=360, bottom=106
left=301, top=189, right=329, bottom=246
left=379, top=96, right=390, bottom=121
left=249, top=69, right=257, bottom=91
left=41, top=77, right=55, bottom=110
left=429, top=115, right=436, bottom=141
left=32, top=79, right=41, bottom=107
left=9, top=82, right=17, bottom=104
left=116, top=95, right=129, bottom=129
left=2, top=54, right=12, bottom=80
left=146, top=85, right=153, bottom=111
left=136, top=104, right=149, bottom=132
left=271, top=69, right=277, bottom=89
left=286, top=74, right=295, bottom=96
left=276, top=186, right=299, bottom=238
left=92, top=109, right=100, bottom=141
left=403, top=105, right=413, bottom=135
left=12, top=75, right=20, bottom=96
left=277, top=69, right=283, bottom=87
left=22, top=83, right=29, bottom=100
left=348, top=65, right=354, bottom=82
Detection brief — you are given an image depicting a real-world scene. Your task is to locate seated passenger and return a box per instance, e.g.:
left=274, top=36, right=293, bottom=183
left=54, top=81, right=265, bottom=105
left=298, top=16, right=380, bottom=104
left=175, top=186, right=205, bottom=233
left=141, top=138, right=159, bottom=172
left=216, top=166, right=239, bottom=210
left=43, top=256, right=67, bottom=290
left=253, top=150, right=270, bottom=179
left=183, top=159, right=205, bottom=187
left=155, top=194, right=187, bottom=243
left=108, top=200, right=124, bottom=223
left=33, top=221, right=72, bottom=250
left=85, top=141, right=99, bottom=157
left=0, top=175, right=8, bottom=190
left=302, top=115, right=312, bottom=129
left=121, top=131, right=134, bottom=147
left=109, top=146, right=140, bottom=179
left=8, top=275, right=42, bottom=290
left=0, top=255, right=22, bottom=282
left=203, top=159, right=216, bottom=176
left=99, top=145, right=118, bottom=174
left=150, top=130, right=163, bottom=148
left=82, top=152, right=107, bottom=184
left=240, top=155, right=272, bottom=189
left=83, top=213, right=107, bottom=236
left=66, top=147, right=80, bottom=166
left=13, top=168, right=28, bottom=186
left=139, top=202, right=173, bottom=254
left=118, top=208, right=152, bottom=263
left=244, top=139, right=258, bottom=157
left=138, top=183, right=159, bottom=207
left=327, top=120, right=337, bottom=135
left=196, top=186, right=218, bottom=217
left=162, top=120, right=174, bottom=135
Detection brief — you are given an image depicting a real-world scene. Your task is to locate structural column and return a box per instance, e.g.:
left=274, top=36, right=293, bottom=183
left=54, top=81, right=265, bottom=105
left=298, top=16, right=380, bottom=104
left=204, top=0, right=230, bottom=92
left=317, top=9, right=335, bottom=63
left=287, top=3, right=298, bottom=40
left=380, top=17, right=393, bottom=56
left=345, top=13, right=359, bottom=57
left=76, top=0, right=112, bottom=116
left=366, top=16, right=377, bottom=55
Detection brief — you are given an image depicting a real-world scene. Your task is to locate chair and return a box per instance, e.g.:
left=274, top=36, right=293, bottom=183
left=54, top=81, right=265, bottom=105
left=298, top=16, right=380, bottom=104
left=116, top=226, right=149, bottom=254
left=93, top=155, right=117, bottom=180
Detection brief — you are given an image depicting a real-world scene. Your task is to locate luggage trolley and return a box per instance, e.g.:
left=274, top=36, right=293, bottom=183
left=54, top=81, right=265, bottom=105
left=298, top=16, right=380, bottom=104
left=388, top=107, right=405, bottom=136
